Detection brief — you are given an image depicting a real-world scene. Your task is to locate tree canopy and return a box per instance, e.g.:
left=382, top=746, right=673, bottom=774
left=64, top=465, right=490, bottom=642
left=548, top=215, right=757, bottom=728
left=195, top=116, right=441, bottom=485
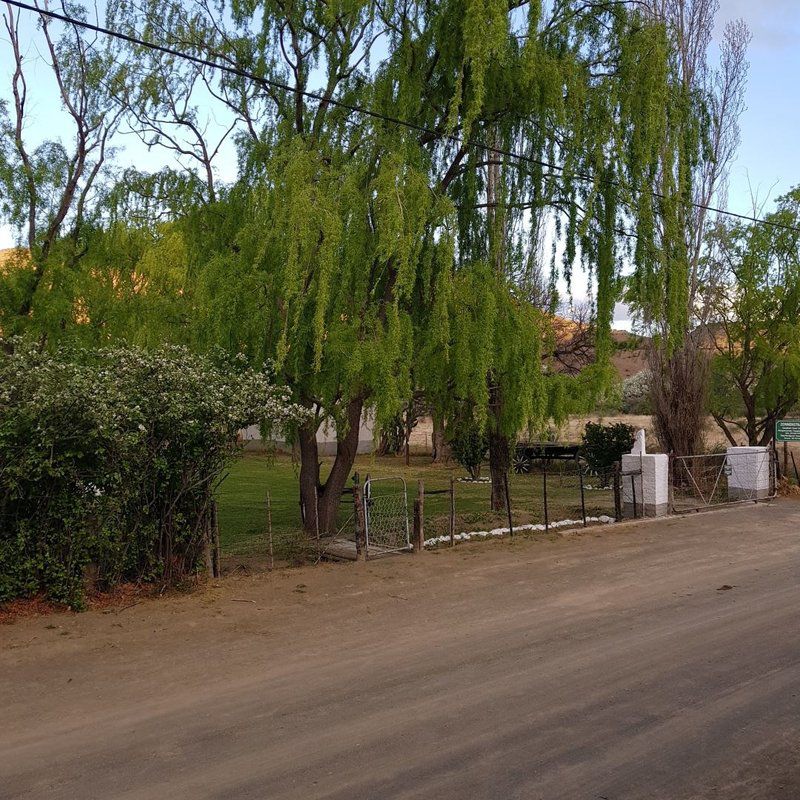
left=0, top=0, right=725, bottom=528
left=703, top=188, right=800, bottom=446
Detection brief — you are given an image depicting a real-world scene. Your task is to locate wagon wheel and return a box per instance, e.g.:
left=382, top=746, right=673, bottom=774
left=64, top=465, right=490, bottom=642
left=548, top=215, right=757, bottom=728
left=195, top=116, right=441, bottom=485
left=513, top=453, right=532, bottom=474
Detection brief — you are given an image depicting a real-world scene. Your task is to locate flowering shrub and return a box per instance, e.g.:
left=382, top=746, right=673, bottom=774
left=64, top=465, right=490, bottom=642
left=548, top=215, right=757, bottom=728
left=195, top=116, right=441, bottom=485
left=0, top=342, right=305, bottom=607
left=621, top=370, right=652, bottom=414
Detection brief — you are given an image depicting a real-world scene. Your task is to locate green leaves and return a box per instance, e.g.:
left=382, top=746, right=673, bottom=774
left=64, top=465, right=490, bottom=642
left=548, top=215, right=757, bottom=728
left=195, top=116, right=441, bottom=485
left=0, top=341, right=305, bottom=606
left=451, top=0, right=509, bottom=135
left=704, top=188, right=800, bottom=443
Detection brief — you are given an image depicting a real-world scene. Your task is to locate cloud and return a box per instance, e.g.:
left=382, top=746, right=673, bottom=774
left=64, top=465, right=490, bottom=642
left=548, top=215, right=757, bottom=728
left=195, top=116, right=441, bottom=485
left=716, top=0, right=800, bottom=50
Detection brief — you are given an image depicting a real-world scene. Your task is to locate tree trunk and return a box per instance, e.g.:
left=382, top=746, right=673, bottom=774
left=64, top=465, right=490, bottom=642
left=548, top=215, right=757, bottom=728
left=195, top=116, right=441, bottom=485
left=298, top=419, right=321, bottom=537
left=375, top=429, right=392, bottom=456
left=431, top=412, right=449, bottom=463
left=404, top=405, right=412, bottom=467
left=744, top=394, right=758, bottom=446
left=649, top=337, right=710, bottom=456
left=710, top=412, right=739, bottom=447
left=757, top=416, right=776, bottom=448
left=487, top=379, right=510, bottom=512
left=298, top=395, right=366, bottom=537
left=488, top=426, right=511, bottom=512
left=485, top=126, right=511, bottom=513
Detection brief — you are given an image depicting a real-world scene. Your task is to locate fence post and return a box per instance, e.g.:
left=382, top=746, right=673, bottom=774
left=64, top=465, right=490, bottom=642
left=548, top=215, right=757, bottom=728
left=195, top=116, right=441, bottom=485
left=503, top=471, right=514, bottom=537
left=313, top=488, right=321, bottom=561
left=211, top=499, right=221, bottom=578
left=771, top=435, right=779, bottom=493
left=353, top=472, right=367, bottom=561
left=543, top=462, right=549, bottom=533
left=579, top=466, right=587, bottom=527
left=449, top=476, right=456, bottom=547
left=667, top=452, right=673, bottom=512
left=631, top=474, right=638, bottom=519
left=266, top=490, right=274, bottom=571
left=613, top=462, right=622, bottom=521
left=773, top=445, right=779, bottom=495
left=204, top=502, right=215, bottom=578
left=413, top=479, right=425, bottom=554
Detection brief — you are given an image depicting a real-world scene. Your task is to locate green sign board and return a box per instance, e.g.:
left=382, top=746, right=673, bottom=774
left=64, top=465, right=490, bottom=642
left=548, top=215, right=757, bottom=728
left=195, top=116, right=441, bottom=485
left=776, top=419, right=800, bottom=442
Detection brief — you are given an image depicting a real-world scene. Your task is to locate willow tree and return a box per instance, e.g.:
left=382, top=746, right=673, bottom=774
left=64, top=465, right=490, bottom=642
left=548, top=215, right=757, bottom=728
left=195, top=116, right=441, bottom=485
left=119, top=0, right=464, bottom=535
left=625, top=0, right=751, bottom=455
left=7, top=1, right=716, bottom=530
left=105, top=0, right=698, bottom=526
left=419, top=1, right=688, bottom=508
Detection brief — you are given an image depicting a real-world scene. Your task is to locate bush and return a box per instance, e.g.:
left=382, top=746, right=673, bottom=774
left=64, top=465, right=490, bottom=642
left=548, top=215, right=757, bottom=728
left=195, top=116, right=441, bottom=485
left=581, top=422, right=636, bottom=477
left=449, top=426, right=488, bottom=480
left=621, top=370, right=652, bottom=414
left=0, top=342, right=304, bottom=608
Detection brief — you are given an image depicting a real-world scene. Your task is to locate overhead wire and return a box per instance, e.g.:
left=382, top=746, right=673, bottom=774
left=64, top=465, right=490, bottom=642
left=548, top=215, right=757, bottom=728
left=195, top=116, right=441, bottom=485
left=4, top=0, right=799, bottom=235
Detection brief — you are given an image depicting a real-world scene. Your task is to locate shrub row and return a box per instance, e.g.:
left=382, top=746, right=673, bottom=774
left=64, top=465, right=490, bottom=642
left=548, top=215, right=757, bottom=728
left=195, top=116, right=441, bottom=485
left=0, top=342, right=302, bottom=608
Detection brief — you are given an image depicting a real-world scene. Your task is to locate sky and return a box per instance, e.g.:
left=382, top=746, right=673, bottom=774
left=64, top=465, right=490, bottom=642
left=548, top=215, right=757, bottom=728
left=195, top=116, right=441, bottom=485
left=0, top=0, right=798, bottom=329
left=715, top=0, right=800, bottom=216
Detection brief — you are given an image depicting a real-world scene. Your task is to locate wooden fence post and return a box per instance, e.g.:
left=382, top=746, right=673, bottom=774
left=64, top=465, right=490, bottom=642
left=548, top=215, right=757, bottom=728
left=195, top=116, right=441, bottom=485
left=503, top=471, right=514, bottom=537
left=413, top=479, right=424, bottom=554
left=211, top=499, right=221, bottom=578
left=613, top=461, right=622, bottom=521
left=204, top=502, right=214, bottom=579
left=266, top=490, right=274, bottom=571
left=353, top=473, right=367, bottom=561
left=579, top=467, right=587, bottom=527
left=668, top=452, right=675, bottom=514
left=543, top=462, right=549, bottom=533
left=449, top=476, right=456, bottom=547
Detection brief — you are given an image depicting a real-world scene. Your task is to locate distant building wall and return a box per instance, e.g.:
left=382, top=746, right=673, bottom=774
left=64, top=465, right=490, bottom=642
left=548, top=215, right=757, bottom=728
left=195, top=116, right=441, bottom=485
left=240, top=413, right=376, bottom=455
left=240, top=413, right=437, bottom=456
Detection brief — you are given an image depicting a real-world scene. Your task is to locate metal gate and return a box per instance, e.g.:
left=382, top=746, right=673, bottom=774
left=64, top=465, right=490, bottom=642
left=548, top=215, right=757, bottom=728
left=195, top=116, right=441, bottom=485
left=671, top=450, right=777, bottom=513
left=363, top=477, right=411, bottom=555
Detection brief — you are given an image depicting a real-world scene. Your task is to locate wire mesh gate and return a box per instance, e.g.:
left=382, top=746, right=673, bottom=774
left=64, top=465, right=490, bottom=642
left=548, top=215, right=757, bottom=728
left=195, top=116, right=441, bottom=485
left=363, top=476, right=412, bottom=555
left=671, top=450, right=777, bottom=513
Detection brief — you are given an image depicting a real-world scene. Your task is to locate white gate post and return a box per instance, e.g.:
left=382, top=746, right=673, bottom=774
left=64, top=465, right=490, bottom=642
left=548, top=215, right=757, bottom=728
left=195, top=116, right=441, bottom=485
left=726, top=446, right=771, bottom=500
left=621, top=430, right=669, bottom=517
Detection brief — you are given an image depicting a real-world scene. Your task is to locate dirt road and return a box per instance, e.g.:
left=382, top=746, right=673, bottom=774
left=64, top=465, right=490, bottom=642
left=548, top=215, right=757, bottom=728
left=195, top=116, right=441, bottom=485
left=2, top=503, right=800, bottom=799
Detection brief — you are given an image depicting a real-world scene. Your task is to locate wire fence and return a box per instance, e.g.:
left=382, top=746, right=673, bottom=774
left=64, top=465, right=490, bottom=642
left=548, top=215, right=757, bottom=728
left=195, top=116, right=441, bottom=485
left=420, top=465, right=616, bottom=547
left=214, top=461, right=618, bottom=567
left=214, top=482, right=310, bottom=568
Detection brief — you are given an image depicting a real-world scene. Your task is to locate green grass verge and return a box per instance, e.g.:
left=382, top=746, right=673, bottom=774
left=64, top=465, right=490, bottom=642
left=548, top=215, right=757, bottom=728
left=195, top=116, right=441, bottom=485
left=215, top=452, right=615, bottom=562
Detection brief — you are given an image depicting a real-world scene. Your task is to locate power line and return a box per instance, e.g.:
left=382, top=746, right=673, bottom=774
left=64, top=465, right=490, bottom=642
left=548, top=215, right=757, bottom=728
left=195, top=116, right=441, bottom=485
left=4, top=0, right=799, bottom=236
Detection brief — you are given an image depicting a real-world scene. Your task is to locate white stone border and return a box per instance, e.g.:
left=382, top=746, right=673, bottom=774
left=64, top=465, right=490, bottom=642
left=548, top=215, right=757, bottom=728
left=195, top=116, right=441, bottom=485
left=423, top=515, right=615, bottom=548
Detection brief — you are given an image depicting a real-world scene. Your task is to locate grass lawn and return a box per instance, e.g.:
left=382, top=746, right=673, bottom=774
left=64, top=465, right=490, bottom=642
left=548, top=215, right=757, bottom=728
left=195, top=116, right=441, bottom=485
left=215, top=452, right=616, bottom=564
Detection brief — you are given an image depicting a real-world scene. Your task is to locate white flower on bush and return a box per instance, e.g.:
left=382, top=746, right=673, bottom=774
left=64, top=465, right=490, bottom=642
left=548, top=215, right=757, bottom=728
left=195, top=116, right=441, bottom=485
left=0, top=340, right=309, bottom=607
left=622, top=370, right=651, bottom=403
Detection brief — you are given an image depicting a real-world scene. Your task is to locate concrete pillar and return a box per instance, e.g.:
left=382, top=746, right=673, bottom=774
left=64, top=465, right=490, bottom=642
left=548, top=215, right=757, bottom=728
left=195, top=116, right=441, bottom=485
left=726, top=446, right=771, bottom=501
left=621, top=430, right=669, bottom=517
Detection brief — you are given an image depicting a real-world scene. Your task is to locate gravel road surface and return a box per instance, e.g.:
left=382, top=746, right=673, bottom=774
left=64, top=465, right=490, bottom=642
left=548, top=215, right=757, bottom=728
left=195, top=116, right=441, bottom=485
left=2, top=502, right=799, bottom=799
